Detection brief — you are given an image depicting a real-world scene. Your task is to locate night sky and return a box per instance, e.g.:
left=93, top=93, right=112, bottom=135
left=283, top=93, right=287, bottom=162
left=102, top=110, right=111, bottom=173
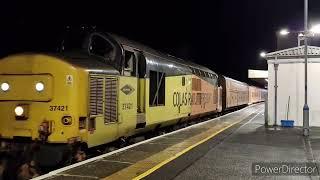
left=1, top=1, right=320, bottom=86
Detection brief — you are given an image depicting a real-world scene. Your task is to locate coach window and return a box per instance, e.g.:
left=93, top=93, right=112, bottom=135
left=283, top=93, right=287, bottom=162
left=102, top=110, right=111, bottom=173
left=200, top=71, right=205, bottom=77
left=205, top=72, right=209, bottom=78
left=149, top=70, right=166, bottom=106
left=195, top=69, right=201, bottom=76
left=213, top=74, right=218, bottom=85
left=192, top=68, right=196, bottom=74
left=123, top=50, right=137, bottom=76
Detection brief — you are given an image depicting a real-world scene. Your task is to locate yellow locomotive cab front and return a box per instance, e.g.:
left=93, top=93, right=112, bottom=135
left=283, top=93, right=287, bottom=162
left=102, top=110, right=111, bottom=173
left=0, top=54, right=84, bottom=144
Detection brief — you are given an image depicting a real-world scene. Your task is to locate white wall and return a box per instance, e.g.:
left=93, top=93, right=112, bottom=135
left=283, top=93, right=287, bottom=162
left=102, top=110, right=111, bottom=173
left=267, top=58, right=320, bottom=127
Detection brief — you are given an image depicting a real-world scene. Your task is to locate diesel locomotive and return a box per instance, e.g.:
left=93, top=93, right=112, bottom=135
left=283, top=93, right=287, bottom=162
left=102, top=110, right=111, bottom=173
left=0, top=30, right=267, bottom=166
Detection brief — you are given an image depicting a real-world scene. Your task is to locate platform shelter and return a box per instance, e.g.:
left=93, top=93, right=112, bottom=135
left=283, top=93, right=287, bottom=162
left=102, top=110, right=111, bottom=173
left=265, top=46, right=320, bottom=127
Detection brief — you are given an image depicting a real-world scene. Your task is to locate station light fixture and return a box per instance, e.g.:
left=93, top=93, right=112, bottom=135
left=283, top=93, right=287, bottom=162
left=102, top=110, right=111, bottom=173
left=35, top=82, right=45, bottom=92
left=279, top=29, right=290, bottom=36
left=310, top=24, right=320, bottom=34
left=14, top=105, right=29, bottom=120
left=1, top=82, right=10, bottom=92
left=260, top=51, right=267, bottom=58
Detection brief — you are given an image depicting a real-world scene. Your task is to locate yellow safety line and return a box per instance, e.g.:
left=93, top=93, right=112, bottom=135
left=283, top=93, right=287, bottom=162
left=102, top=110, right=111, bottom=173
left=133, top=109, right=262, bottom=180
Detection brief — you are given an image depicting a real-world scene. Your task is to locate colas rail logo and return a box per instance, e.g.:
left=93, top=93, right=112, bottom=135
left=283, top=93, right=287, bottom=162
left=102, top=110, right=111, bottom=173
left=121, top=84, right=135, bottom=95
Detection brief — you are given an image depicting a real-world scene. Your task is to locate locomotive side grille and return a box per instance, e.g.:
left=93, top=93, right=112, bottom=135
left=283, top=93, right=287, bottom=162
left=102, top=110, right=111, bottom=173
left=89, top=77, right=104, bottom=116
left=105, top=77, right=117, bottom=123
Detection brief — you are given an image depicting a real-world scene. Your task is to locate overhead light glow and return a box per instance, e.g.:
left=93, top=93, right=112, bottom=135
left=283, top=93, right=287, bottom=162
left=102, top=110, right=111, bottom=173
left=35, top=82, right=44, bottom=92
left=260, top=52, right=267, bottom=58
left=15, top=106, right=24, bottom=116
left=310, top=24, right=320, bottom=34
left=279, top=29, right=290, bottom=36
left=1, top=83, right=10, bottom=92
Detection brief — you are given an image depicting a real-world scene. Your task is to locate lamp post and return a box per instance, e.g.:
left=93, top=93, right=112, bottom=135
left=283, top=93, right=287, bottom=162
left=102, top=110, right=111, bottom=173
left=260, top=51, right=278, bottom=126
left=303, top=0, right=309, bottom=136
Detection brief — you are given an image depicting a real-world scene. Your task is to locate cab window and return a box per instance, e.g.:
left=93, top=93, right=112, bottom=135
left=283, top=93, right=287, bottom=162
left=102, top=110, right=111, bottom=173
left=123, top=50, right=137, bottom=76
left=89, top=35, right=115, bottom=62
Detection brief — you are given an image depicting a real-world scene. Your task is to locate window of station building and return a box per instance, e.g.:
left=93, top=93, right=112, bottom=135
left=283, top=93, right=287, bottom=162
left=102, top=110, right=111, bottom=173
left=149, top=71, right=166, bottom=106
left=123, top=50, right=137, bottom=76
left=89, top=35, right=115, bottom=62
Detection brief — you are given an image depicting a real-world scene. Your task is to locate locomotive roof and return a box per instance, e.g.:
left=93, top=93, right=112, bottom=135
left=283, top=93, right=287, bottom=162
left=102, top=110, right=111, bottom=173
left=223, top=76, right=248, bottom=86
left=108, top=33, right=217, bottom=76
left=53, top=52, right=120, bottom=75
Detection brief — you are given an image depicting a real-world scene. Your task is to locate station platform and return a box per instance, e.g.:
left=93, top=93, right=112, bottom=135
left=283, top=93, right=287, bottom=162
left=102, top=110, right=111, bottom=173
left=34, top=103, right=320, bottom=180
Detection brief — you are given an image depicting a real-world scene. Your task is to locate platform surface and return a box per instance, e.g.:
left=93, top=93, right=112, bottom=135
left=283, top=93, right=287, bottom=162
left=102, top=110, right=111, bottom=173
left=146, top=109, right=320, bottom=180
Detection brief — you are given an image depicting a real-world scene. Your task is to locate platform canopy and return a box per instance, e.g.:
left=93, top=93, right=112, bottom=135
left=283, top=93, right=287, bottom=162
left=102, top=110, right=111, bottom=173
left=248, top=69, right=268, bottom=79
left=265, top=46, right=320, bottom=59
left=265, top=45, right=320, bottom=127
left=248, top=69, right=268, bottom=88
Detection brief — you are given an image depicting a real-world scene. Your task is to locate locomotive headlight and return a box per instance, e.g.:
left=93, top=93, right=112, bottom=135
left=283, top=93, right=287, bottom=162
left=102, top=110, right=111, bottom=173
left=35, top=82, right=44, bottom=92
left=1, top=82, right=10, bottom=92
left=14, top=105, right=29, bottom=120
left=15, top=106, right=24, bottom=116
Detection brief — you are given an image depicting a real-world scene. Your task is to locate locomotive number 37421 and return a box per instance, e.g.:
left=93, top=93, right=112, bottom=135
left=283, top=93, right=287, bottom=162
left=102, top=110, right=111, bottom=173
left=49, top=106, right=68, bottom=111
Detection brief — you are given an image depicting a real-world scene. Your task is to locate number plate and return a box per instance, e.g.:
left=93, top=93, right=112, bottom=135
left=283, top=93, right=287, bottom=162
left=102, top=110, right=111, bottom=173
left=49, top=106, right=68, bottom=111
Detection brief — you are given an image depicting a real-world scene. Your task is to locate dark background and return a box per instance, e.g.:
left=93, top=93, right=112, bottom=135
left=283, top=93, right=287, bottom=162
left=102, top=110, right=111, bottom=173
left=1, top=1, right=320, bottom=85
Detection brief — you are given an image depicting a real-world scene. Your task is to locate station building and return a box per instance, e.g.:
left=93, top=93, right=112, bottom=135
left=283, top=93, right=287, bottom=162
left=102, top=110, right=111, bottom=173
left=265, top=46, right=320, bottom=127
